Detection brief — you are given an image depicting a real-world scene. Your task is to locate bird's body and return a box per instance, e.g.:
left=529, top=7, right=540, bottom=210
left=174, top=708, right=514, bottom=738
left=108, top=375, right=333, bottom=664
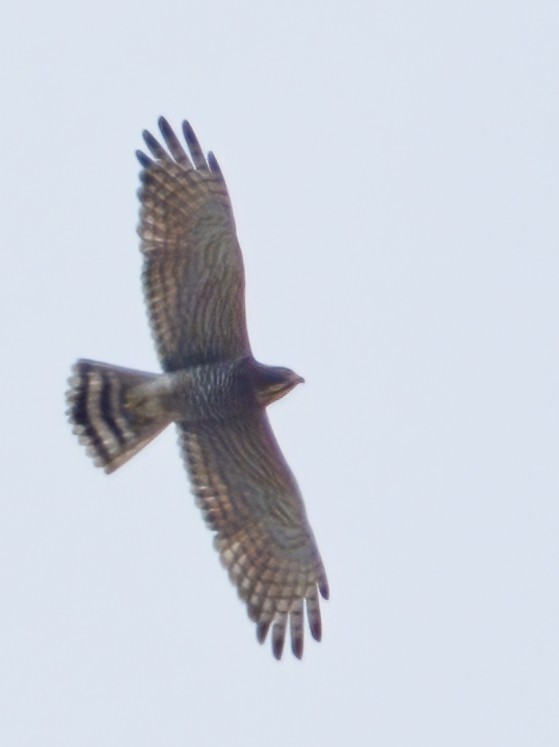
left=66, top=118, right=328, bottom=659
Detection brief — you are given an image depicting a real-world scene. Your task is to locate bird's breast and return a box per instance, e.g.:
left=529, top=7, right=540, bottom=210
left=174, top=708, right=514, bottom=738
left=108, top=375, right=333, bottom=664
left=166, top=362, right=254, bottom=424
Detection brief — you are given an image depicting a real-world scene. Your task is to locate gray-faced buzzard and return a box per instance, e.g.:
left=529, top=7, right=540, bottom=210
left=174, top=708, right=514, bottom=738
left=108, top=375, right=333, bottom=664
left=66, top=118, right=328, bottom=659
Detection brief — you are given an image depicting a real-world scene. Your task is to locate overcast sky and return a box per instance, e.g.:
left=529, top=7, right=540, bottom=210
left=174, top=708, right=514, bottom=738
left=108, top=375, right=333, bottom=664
left=1, top=2, right=558, bottom=745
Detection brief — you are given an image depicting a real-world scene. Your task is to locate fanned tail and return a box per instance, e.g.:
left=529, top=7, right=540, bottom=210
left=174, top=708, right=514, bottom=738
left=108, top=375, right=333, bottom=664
left=66, top=359, right=173, bottom=473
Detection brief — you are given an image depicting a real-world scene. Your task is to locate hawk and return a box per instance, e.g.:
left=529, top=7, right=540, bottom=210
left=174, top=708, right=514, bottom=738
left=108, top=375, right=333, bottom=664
left=66, top=117, right=328, bottom=659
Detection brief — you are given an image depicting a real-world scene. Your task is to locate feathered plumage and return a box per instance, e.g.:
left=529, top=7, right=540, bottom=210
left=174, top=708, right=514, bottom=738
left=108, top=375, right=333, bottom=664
left=67, top=118, right=328, bottom=658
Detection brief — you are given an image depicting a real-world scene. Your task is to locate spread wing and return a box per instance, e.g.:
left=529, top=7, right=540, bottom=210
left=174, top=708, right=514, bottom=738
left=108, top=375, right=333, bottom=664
left=136, top=118, right=251, bottom=371
left=179, top=413, right=329, bottom=659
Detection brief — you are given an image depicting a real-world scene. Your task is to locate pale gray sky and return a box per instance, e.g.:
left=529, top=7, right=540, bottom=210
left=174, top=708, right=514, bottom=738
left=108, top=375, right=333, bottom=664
left=1, top=2, right=558, bottom=745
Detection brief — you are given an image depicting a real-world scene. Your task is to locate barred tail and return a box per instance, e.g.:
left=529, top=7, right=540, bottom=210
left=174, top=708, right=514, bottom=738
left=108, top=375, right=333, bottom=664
left=66, top=359, right=173, bottom=473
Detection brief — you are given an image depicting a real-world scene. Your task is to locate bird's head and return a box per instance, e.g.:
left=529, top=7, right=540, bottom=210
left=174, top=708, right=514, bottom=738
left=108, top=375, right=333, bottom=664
left=252, top=362, right=304, bottom=407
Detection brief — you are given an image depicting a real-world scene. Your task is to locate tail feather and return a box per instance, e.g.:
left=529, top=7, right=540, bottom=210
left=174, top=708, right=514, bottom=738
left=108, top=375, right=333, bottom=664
left=66, top=359, right=173, bottom=473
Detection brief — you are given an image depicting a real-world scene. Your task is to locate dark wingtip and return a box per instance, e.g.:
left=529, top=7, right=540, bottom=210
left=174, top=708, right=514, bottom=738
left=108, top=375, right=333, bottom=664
left=142, top=128, right=167, bottom=159
left=182, top=119, right=195, bottom=143
left=135, top=149, right=152, bottom=168
left=272, top=633, right=285, bottom=660
left=158, top=115, right=170, bottom=132
left=319, top=578, right=330, bottom=600
left=207, top=151, right=222, bottom=175
left=142, top=128, right=154, bottom=146
left=291, top=636, right=304, bottom=659
left=307, top=593, right=323, bottom=642
left=256, top=621, right=270, bottom=644
left=309, top=616, right=322, bottom=642
left=181, top=119, right=208, bottom=170
left=158, top=116, right=175, bottom=146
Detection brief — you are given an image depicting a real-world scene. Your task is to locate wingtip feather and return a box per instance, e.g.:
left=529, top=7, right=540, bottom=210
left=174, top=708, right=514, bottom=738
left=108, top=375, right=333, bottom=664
left=136, top=149, right=152, bottom=168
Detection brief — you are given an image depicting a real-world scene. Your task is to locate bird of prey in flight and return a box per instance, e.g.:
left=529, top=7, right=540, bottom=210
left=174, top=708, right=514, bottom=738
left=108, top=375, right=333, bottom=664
left=66, top=117, right=328, bottom=659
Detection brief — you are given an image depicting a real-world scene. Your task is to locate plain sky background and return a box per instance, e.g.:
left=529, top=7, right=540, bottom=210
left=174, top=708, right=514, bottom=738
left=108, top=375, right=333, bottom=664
left=1, top=1, right=558, bottom=745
